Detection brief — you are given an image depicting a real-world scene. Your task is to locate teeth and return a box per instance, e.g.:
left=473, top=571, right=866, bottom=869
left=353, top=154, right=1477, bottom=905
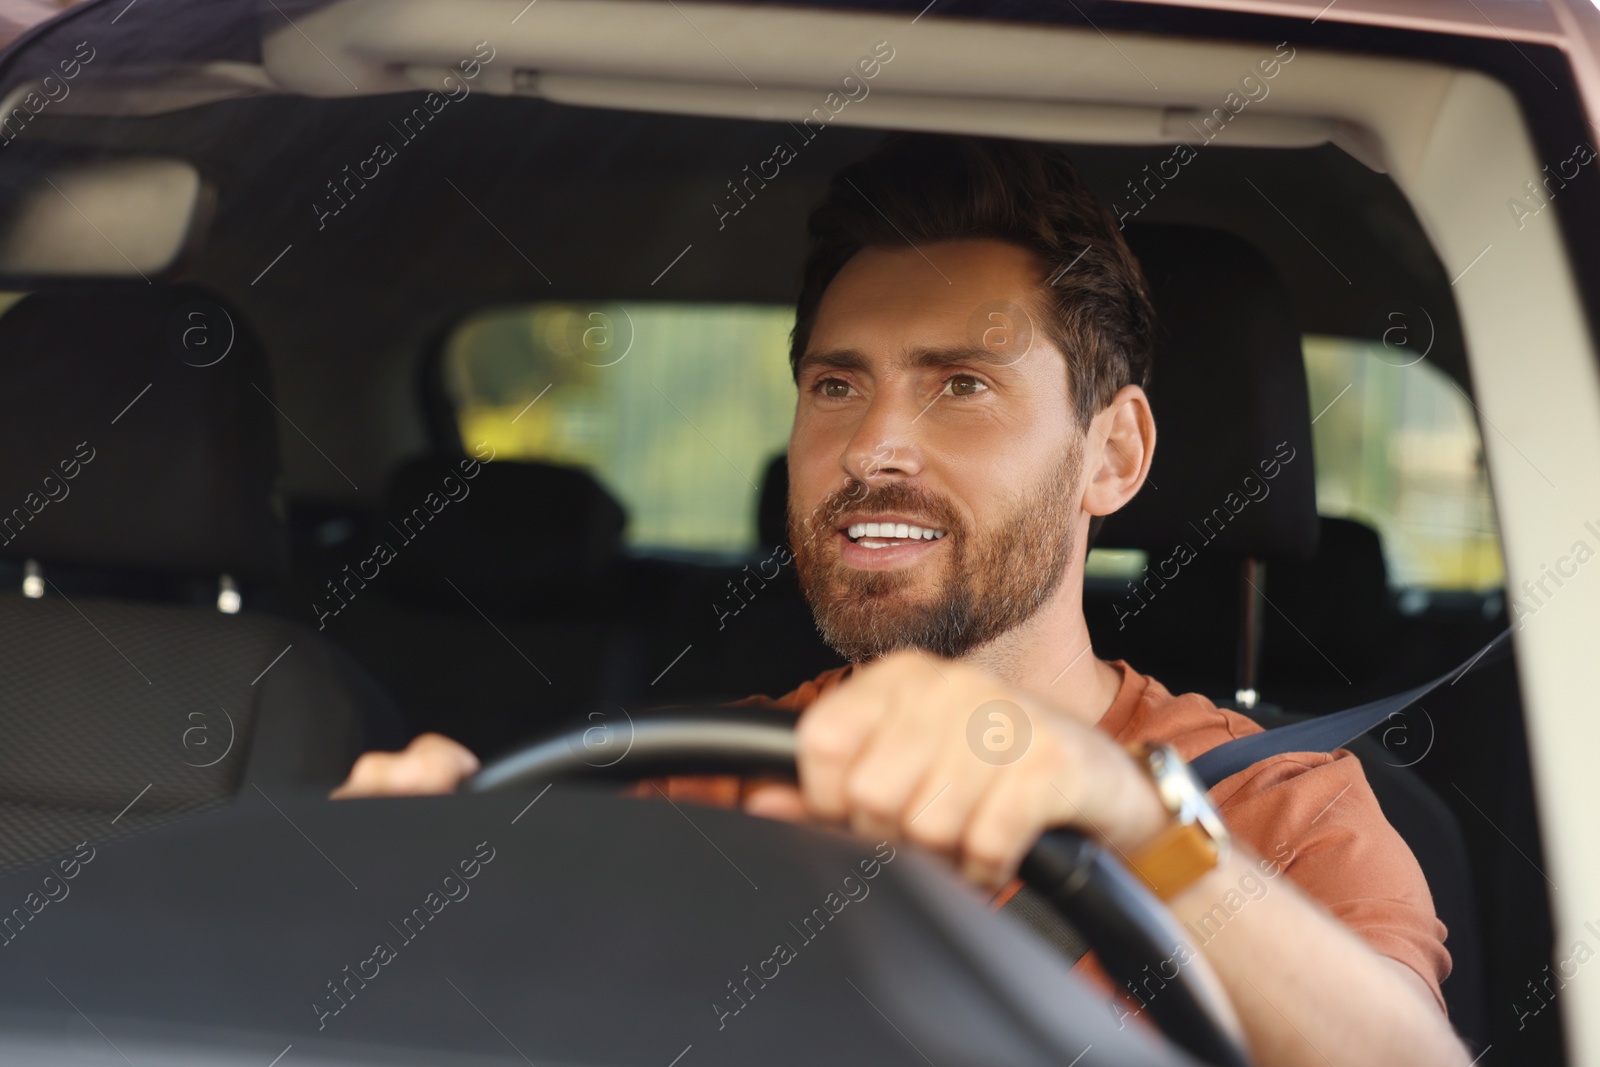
left=845, top=522, right=948, bottom=542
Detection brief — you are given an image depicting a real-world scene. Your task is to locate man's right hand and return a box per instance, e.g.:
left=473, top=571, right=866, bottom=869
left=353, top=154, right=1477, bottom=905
left=330, top=733, right=479, bottom=798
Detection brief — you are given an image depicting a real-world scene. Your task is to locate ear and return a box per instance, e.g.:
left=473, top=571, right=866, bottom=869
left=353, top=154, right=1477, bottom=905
left=1081, top=384, right=1155, bottom=519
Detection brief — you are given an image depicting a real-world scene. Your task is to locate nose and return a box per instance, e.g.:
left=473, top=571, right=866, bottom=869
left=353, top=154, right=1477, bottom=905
left=840, top=384, right=926, bottom=485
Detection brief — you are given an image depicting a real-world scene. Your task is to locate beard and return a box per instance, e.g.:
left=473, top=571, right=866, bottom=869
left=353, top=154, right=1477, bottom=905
left=790, top=439, right=1083, bottom=663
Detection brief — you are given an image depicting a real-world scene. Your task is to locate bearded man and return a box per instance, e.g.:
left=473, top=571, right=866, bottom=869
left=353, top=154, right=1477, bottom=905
left=334, top=133, right=1469, bottom=1065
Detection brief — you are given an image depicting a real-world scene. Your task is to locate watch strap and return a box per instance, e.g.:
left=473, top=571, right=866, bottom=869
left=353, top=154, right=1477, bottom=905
left=1126, top=821, right=1221, bottom=901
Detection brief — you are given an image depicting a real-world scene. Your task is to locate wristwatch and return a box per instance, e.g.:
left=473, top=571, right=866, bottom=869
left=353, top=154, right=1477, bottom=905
left=1124, top=743, right=1231, bottom=901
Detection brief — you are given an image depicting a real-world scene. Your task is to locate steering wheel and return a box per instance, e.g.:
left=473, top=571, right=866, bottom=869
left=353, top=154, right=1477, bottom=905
left=470, top=704, right=1251, bottom=1067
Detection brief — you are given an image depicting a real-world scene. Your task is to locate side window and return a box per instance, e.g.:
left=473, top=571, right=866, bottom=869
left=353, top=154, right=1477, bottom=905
left=443, top=303, right=797, bottom=555
left=1302, top=335, right=1504, bottom=592
left=443, top=312, right=1504, bottom=588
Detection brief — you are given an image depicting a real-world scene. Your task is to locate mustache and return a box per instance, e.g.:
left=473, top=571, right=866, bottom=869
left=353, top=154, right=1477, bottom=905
left=790, top=478, right=964, bottom=550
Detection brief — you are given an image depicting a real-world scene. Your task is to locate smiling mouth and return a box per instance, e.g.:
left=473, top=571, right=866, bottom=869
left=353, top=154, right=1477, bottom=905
left=843, top=521, right=948, bottom=550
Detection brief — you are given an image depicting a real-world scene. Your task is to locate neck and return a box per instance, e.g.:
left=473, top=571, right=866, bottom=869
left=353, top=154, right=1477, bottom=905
left=955, top=567, right=1123, bottom=729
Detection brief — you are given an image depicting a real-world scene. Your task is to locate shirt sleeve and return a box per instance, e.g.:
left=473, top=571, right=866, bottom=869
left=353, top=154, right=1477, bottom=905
left=1214, top=749, right=1453, bottom=1013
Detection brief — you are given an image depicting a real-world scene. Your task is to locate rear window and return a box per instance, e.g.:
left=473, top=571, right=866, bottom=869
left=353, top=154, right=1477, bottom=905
left=443, top=307, right=1505, bottom=590
left=1303, top=335, right=1503, bottom=592
left=443, top=302, right=796, bottom=555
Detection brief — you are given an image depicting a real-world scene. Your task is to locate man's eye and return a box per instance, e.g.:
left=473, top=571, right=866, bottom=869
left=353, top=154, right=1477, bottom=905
left=943, top=374, right=987, bottom=397
left=817, top=378, right=852, bottom=398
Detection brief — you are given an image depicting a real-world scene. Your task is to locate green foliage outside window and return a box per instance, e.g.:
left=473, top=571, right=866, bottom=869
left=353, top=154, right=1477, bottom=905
left=445, top=306, right=1505, bottom=589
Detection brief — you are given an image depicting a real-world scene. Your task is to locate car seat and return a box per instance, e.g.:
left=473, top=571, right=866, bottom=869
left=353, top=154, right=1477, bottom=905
left=0, top=285, right=403, bottom=874
left=1092, top=224, right=1487, bottom=1040
left=307, top=456, right=650, bottom=757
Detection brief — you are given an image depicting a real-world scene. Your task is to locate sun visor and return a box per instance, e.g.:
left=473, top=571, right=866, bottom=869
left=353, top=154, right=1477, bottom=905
left=0, top=157, right=210, bottom=281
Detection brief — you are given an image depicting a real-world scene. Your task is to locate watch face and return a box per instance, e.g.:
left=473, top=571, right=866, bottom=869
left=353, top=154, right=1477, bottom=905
left=1153, top=746, right=1231, bottom=850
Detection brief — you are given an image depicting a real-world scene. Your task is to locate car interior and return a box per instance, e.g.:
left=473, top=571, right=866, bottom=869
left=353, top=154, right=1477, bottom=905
left=0, top=0, right=1593, bottom=1062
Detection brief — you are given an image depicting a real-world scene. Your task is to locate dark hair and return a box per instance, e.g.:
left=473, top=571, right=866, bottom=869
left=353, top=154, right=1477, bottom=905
left=790, top=133, right=1156, bottom=428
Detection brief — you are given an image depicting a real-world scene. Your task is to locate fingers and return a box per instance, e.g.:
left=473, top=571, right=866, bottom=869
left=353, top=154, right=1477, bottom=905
left=960, top=764, right=1058, bottom=889
left=743, top=783, right=808, bottom=822
left=795, top=657, right=908, bottom=821
left=329, top=733, right=480, bottom=799
left=790, top=653, right=1109, bottom=889
left=956, top=724, right=1166, bottom=887
left=896, top=731, right=1001, bottom=858
left=841, top=692, right=950, bottom=841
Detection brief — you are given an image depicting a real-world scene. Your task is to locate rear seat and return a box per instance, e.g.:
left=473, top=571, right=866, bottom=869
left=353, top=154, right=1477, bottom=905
left=307, top=447, right=846, bottom=743
left=303, top=457, right=659, bottom=758
left=1259, top=515, right=1401, bottom=706
left=640, top=452, right=844, bottom=705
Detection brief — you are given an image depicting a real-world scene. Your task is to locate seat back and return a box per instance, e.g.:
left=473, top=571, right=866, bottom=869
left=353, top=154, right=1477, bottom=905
left=0, top=288, right=285, bottom=580
left=0, top=286, right=399, bottom=874
left=661, top=450, right=842, bottom=701
left=1096, top=226, right=1483, bottom=1037
left=306, top=457, right=646, bottom=757
left=1089, top=223, right=1320, bottom=697
left=1103, top=223, right=1319, bottom=560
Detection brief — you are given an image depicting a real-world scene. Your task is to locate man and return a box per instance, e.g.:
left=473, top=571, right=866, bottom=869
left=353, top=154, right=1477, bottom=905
left=335, top=134, right=1468, bottom=1064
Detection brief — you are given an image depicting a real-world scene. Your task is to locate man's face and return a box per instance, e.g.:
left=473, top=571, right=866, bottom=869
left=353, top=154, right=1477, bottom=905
left=789, top=238, right=1087, bottom=662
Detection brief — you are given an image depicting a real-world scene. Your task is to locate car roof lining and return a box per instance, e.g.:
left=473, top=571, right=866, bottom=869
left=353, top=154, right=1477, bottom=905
left=21, top=0, right=1459, bottom=164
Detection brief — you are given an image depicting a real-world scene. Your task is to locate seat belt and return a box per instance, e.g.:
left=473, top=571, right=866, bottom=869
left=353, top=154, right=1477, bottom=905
left=1190, top=627, right=1513, bottom=789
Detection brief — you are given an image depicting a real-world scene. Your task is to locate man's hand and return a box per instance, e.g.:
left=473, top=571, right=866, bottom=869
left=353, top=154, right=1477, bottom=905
left=751, top=653, right=1471, bottom=1065
left=747, top=650, right=1169, bottom=889
left=330, top=733, right=480, bottom=799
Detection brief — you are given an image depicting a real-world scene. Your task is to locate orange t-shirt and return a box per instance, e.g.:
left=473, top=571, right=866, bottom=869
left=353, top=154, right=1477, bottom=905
left=636, top=660, right=1452, bottom=1013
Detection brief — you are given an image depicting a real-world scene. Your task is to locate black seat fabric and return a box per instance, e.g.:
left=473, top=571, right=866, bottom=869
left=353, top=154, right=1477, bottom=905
left=319, top=449, right=844, bottom=739
left=1101, top=223, right=1318, bottom=560
left=640, top=450, right=843, bottom=706
left=0, top=593, right=391, bottom=874
left=0, top=286, right=399, bottom=874
left=1260, top=516, right=1404, bottom=709
left=381, top=456, right=628, bottom=609
left=304, top=457, right=649, bottom=757
left=0, top=288, right=286, bottom=580
left=757, top=452, right=789, bottom=550
left=1088, top=224, right=1321, bottom=687
left=1081, top=226, right=1483, bottom=1037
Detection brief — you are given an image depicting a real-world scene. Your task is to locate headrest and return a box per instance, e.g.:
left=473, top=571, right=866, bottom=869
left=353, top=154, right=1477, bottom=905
left=1266, top=517, right=1392, bottom=641
left=1251, top=516, right=1398, bottom=687
left=1100, top=224, right=1319, bottom=560
left=0, top=286, right=286, bottom=580
left=380, top=457, right=627, bottom=601
left=757, top=452, right=788, bottom=549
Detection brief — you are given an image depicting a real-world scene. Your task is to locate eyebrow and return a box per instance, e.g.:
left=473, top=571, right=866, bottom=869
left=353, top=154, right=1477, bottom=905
left=796, top=343, right=1020, bottom=377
